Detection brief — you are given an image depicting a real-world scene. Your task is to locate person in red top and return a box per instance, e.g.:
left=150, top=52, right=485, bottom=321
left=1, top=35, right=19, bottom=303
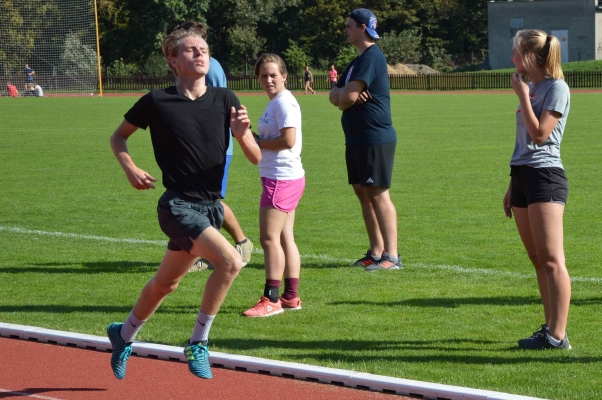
left=328, top=64, right=338, bottom=88
left=6, top=82, right=19, bottom=97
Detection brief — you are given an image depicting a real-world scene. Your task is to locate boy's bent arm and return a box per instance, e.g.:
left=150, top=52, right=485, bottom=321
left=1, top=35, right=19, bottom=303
left=110, top=119, right=157, bottom=190
left=230, top=106, right=261, bottom=165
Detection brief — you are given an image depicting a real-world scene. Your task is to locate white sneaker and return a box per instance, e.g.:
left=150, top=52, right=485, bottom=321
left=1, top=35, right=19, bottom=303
left=237, top=239, right=253, bottom=267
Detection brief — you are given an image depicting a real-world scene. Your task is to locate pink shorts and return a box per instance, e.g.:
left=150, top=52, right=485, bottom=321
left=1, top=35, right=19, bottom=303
left=260, top=177, right=306, bottom=212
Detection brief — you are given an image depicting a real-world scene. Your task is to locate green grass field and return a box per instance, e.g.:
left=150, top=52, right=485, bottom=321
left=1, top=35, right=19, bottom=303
left=1, top=92, right=601, bottom=399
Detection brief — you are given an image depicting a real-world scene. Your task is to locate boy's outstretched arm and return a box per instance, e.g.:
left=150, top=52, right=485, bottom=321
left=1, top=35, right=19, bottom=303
left=110, top=119, right=157, bottom=190
left=230, top=106, right=261, bottom=165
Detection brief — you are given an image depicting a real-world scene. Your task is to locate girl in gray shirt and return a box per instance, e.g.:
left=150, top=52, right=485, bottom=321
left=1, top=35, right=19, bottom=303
left=503, top=29, right=571, bottom=351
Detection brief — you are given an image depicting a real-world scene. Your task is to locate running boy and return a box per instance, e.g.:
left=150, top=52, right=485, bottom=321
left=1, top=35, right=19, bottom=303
left=106, top=21, right=261, bottom=380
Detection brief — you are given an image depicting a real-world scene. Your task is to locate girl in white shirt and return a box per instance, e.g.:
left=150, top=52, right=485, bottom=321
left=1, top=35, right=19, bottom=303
left=243, top=53, right=306, bottom=317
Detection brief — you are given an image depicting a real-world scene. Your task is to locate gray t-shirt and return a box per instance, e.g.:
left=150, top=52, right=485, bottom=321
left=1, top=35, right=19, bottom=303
left=510, top=78, right=570, bottom=169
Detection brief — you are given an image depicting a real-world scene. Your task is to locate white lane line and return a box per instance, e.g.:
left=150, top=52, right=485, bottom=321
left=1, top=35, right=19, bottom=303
left=0, top=226, right=166, bottom=246
left=0, top=389, right=64, bottom=400
left=2, top=225, right=601, bottom=283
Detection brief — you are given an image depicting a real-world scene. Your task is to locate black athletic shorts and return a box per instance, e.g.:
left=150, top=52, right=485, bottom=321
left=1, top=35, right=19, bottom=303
left=510, top=165, right=568, bottom=208
left=157, top=190, right=224, bottom=252
left=346, top=142, right=396, bottom=187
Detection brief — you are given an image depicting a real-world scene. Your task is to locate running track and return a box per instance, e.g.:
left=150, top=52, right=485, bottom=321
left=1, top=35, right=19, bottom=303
left=0, top=325, right=543, bottom=400
left=0, top=337, right=401, bottom=400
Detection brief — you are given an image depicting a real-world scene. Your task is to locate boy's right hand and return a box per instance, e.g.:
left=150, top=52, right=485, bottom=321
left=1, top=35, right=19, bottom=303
left=125, top=167, right=157, bottom=190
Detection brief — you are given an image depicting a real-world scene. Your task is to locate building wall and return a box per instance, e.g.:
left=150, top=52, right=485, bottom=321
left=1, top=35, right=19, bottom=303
left=595, top=12, right=602, bottom=60
left=488, top=0, right=598, bottom=69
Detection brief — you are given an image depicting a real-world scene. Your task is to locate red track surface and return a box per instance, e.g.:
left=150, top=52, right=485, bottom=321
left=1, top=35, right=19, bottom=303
left=0, top=337, right=410, bottom=400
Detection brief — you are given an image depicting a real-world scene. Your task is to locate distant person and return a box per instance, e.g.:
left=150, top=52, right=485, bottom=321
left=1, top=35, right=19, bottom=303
left=106, top=21, right=261, bottom=381
left=504, top=30, right=572, bottom=350
left=242, top=53, right=305, bottom=317
left=303, top=66, right=315, bottom=95
left=34, top=84, right=43, bottom=97
left=24, top=64, right=34, bottom=90
left=328, top=64, right=338, bottom=88
left=189, top=36, right=253, bottom=273
left=329, top=8, right=401, bottom=271
left=6, top=82, right=19, bottom=97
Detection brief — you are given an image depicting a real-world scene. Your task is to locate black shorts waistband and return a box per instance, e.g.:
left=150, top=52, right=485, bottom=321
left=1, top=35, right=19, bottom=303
left=163, top=190, right=220, bottom=205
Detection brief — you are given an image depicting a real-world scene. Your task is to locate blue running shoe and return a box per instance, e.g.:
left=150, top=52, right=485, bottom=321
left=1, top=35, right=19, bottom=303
left=184, top=342, right=212, bottom=379
left=107, top=322, right=133, bottom=380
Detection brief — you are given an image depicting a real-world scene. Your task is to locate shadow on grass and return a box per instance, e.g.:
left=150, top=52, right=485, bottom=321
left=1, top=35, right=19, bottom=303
left=328, top=296, right=602, bottom=307
left=0, top=260, right=349, bottom=274
left=0, top=304, right=204, bottom=315
left=210, top=337, right=602, bottom=365
left=243, top=261, right=348, bottom=270
left=0, top=261, right=159, bottom=274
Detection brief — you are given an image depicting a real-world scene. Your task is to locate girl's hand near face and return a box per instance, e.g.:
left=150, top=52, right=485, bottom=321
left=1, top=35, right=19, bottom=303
left=511, top=73, right=529, bottom=98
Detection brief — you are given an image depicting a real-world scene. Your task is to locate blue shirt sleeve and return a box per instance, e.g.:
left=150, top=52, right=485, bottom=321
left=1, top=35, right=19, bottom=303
left=206, top=57, right=233, bottom=155
left=206, top=57, right=227, bottom=88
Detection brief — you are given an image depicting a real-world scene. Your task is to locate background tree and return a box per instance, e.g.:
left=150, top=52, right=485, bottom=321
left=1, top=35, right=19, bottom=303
left=228, top=26, right=266, bottom=75
left=93, top=0, right=489, bottom=74
left=378, top=29, right=422, bottom=65
left=282, top=40, right=312, bottom=74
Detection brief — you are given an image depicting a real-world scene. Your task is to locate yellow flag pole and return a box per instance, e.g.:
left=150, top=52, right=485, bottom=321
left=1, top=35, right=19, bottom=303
left=93, top=0, right=103, bottom=97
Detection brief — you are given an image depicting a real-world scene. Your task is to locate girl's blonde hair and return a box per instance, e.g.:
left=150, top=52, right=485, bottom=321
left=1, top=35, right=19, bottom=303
left=513, top=29, right=564, bottom=80
left=161, top=21, right=208, bottom=77
left=254, top=53, right=288, bottom=77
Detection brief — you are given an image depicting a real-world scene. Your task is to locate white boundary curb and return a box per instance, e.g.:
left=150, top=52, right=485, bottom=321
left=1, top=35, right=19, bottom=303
left=0, top=323, right=545, bottom=400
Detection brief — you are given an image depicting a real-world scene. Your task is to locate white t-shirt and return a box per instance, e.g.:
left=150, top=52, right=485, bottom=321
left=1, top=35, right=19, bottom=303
left=34, top=85, right=43, bottom=97
left=258, top=90, right=304, bottom=180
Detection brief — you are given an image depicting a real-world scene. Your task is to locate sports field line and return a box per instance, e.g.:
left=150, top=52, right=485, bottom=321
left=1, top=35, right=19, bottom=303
left=0, top=323, right=543, bottom=400
left=0, top=389, right=63, bottom=400
left=2, top=225, right=601, bottom=284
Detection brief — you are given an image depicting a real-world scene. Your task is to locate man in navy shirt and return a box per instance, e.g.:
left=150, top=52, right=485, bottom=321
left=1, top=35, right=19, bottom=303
left=329, top=8, right=402, bottom=271
left=24, top=64, right=34, bottom=90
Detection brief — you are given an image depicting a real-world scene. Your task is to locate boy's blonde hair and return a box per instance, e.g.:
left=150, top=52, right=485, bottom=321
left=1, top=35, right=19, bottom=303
left=513, top=29, right=564, bottom=80
left=162, top=22, right=208, bottom=77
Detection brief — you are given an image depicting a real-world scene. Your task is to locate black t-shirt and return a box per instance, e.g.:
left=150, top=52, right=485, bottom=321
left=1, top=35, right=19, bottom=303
left=336, top=45, right=396, bottom=146
left=124, top=86, right=241, bottom=201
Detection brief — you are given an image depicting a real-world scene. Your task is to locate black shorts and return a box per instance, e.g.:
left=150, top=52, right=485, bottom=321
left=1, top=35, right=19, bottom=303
left=346, top=143, right=396, bottom=187
left=157, top=190, right=224, bottom=252
left=510, top=165, right=568, bottom=208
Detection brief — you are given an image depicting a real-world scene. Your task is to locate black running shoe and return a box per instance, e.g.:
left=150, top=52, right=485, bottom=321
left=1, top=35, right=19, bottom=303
left=518, top=324, right=548, bottom=348
left=352, top=250, right=380, bottom=267
left=518, top=331, right=571, bottom=350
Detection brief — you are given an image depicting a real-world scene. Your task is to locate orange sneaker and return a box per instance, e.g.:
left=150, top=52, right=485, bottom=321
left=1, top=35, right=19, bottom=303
left=242, top=296, right=284, bottom=317
left=279, top=297, right=302, bottom=311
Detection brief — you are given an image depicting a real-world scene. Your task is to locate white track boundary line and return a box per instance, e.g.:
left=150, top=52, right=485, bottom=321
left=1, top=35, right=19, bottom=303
left=0, top=389, right=64, bottom=400
left=0, top=323, right=543, bottom=400
left=2, top=225, right=601, bottom=283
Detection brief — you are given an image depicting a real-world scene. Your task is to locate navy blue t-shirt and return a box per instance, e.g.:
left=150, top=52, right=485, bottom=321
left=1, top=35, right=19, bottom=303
left=124, top=86, right=240, bottom=201
left=337, top=45, right=396, bottom=146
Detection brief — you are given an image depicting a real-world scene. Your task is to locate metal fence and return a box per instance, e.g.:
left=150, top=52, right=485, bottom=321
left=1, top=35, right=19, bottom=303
left=99, top=71, right=602, bottom=92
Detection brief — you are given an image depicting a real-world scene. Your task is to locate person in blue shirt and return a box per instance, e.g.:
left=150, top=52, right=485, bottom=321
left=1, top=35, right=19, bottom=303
left=189, top=42, right=253, bottom=272
left=329, top=8, right=401, bottom=272
left=24, top=64, right=35, bottom=90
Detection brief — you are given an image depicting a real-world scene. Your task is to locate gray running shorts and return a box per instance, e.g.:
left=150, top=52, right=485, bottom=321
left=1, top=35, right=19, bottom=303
left=157, top=190, right=224, bottom=252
